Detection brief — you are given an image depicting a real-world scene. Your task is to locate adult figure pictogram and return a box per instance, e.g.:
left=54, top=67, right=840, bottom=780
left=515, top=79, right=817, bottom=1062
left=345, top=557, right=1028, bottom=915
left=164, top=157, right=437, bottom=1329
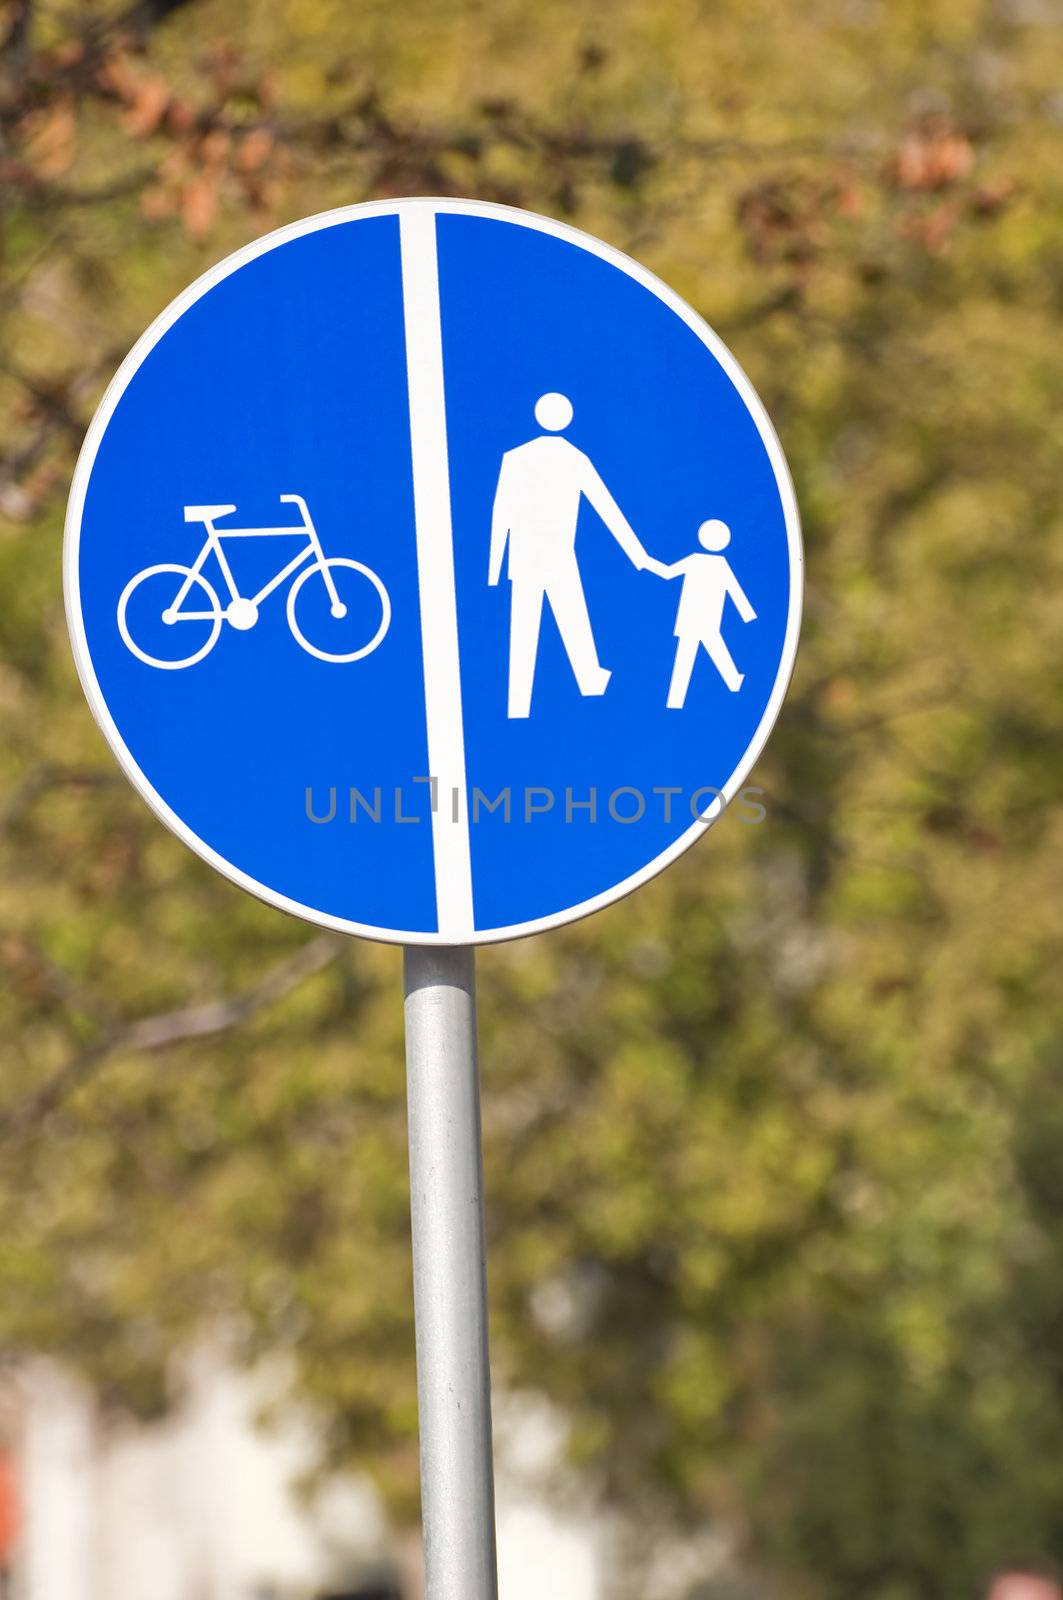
left=488, top=392, right=658, bottom=719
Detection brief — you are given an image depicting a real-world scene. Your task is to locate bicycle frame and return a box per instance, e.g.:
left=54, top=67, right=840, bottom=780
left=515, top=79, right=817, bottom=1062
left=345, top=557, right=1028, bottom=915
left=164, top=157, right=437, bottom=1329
left=167, top=494, right=343, bottom=618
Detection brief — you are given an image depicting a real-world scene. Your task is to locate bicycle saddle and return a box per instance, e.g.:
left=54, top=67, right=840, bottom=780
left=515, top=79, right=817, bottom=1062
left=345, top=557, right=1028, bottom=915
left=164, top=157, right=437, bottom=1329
left=184, top=503, right=237, bottom=522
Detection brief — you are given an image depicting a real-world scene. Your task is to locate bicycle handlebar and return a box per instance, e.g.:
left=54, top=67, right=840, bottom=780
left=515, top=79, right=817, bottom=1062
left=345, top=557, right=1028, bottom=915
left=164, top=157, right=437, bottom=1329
left=279, top=493, right=312, bottom=524
left=182, top=495, right=313, bottom=531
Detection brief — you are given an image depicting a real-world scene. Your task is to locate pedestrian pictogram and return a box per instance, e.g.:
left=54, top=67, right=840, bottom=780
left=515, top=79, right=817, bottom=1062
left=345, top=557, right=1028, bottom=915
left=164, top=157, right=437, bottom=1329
left=661, top=518, right=757, bottom=708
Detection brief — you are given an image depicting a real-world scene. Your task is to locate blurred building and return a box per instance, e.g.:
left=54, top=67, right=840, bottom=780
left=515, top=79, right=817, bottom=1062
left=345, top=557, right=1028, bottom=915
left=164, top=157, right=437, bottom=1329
left=0, top=1353, right=608, bottom=1600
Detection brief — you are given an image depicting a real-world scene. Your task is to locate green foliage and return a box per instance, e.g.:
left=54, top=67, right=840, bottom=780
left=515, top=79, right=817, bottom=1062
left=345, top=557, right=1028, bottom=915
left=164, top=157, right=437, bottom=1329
left=1, top=1, right=1062, bottom=1595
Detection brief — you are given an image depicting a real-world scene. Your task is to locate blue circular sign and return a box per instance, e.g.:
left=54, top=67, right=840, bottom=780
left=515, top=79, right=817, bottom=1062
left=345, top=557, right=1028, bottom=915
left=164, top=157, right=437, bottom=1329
left=65, top=199, right=802, bottom=945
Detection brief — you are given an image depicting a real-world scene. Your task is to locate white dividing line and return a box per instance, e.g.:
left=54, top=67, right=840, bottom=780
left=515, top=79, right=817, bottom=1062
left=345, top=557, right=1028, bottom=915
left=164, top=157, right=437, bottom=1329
left=400, top=206, right=475, bottom=940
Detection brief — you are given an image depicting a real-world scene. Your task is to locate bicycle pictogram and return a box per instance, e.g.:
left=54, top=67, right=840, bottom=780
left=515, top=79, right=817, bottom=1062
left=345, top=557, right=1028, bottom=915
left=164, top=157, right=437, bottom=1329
left=117, top=494, right=391, bottom=669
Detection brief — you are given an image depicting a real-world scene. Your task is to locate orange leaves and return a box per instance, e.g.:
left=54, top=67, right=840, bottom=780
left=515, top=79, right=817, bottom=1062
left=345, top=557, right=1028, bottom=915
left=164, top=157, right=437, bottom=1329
left=179, top=173, right=220, bottom=240
left=890, top=125, right=975, bottom=193
left=89, top=42, right=285, bottom=240
left=20, top=97, right=77, bottom=179
left=736, top=178, right=812, bottom=267
left=737, top=118, right=1017, bottom=278
left=123, top=73, right=171, bottom=139
left=896, top=201, right=962, bottom=256
left=99, top=50, right=219, bottom=151
left=138, top=126, right=283, bottom=240
left=236, top=128, right=274, bottom=174
left=98, top=53, right=174, bottom=139
left=736, top=172, right=862, bottom=272
left=887, top=118, right=1017, bottom=255
left=96, top=50, right=143, bottom=110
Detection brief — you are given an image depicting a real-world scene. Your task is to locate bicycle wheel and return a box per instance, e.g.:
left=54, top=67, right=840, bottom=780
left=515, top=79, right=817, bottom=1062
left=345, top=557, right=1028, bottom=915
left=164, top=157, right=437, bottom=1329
left=287, top=557, right=391, bottom=664
left=118, top=564, right=222, bottom=669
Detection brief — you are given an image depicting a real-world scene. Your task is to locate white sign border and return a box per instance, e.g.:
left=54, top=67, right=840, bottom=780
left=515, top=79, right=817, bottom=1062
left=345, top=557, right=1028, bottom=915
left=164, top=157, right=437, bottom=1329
left=64, top=196, right=804, bottom=948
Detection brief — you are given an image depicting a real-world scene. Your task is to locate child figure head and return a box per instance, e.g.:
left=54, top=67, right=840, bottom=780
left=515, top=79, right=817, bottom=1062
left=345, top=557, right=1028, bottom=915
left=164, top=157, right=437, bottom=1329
left=698, top=519, right=731, bottom=551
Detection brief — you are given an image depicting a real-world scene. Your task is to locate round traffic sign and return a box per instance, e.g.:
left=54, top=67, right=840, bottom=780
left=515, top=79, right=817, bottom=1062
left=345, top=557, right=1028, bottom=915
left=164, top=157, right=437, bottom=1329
left=65, top=198, right=802, bottom=945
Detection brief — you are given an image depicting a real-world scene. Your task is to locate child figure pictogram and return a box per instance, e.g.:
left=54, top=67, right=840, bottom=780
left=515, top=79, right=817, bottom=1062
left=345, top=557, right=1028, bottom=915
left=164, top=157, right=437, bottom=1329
left=659, top=519, right=756, bottom=709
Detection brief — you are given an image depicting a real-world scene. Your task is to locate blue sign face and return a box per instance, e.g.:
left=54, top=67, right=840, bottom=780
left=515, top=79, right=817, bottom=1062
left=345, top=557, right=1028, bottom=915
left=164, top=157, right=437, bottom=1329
left=65, top=199, right=802, bottom=945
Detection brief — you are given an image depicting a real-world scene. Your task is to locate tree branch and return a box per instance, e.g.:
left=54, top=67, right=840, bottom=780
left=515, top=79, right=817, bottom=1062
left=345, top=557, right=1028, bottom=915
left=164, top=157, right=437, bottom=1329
left=1, top=933, right=344, bottom=1138
left=0, top=766, right=122, bottom=836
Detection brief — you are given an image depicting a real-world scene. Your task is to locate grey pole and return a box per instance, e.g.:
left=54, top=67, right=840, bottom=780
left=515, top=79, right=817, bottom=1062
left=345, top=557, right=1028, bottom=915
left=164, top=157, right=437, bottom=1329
left=403, top=945, right=499, bottom=1600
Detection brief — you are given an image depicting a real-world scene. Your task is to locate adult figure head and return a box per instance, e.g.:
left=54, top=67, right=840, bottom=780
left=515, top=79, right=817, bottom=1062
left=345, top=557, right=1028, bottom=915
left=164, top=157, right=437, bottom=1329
left=534, top=392, right=574, bottom=432
left=697, top=518, right=732, bottom=552
left=985, top=1560, right=1063, bottom=1600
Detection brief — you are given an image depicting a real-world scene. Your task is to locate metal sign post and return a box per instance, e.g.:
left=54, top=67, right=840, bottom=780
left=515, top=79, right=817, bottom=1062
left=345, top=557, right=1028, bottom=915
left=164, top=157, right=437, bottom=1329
left=403, top=945, right=498, bottom=1600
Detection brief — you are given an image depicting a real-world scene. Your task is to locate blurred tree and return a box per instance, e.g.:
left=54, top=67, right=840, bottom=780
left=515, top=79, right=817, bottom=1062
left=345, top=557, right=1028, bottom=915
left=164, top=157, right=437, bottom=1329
left=1, top=1, right=1062, bottom=1597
